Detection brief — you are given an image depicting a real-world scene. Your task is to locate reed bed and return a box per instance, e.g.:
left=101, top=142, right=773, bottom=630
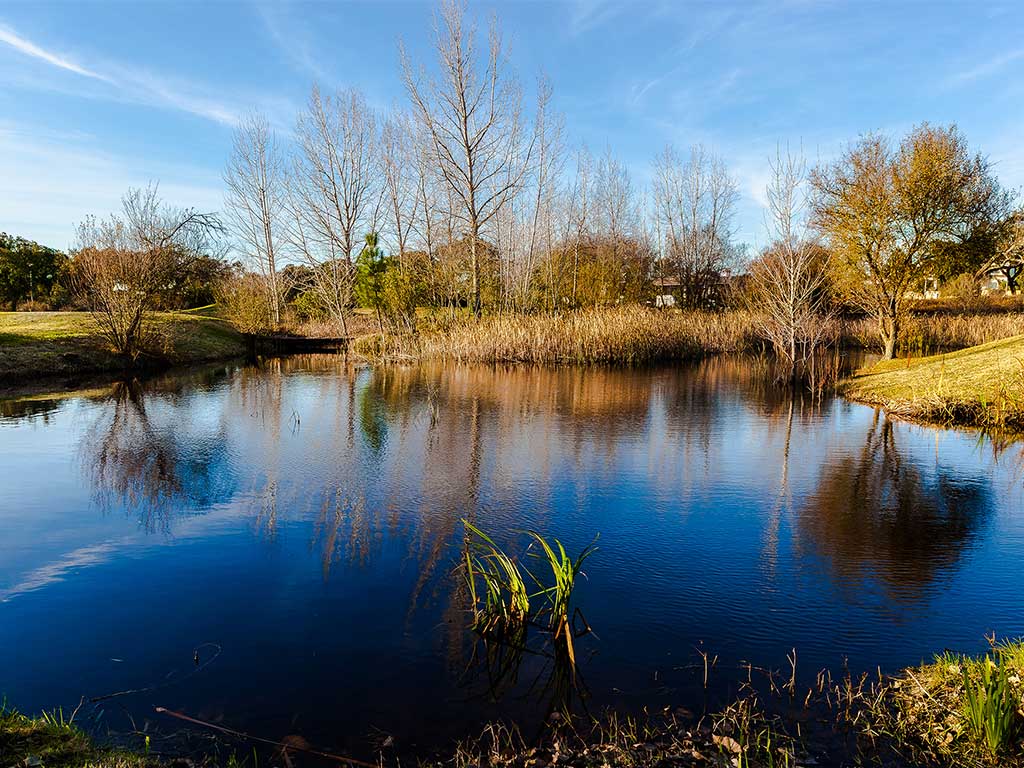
left=352, top=305, right=1024, bottom=365
left=844, top=312, right=1024, bottom=354
left=355, top=306, right=762, bottom=364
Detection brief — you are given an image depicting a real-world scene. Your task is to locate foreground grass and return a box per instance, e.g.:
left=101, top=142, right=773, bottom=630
left=842, top=334, right=1024, bottom=430
left=6, top=642, right=1021, bottom=768
left=872, top=640, right=1024, bottom=767
left=0, top=312, right=247, bottom=382
left=0, top=707, right=158, bottom=768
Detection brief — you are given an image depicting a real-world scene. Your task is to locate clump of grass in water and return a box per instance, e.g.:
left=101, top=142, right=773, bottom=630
left=462, top=521, right=532, bottom=636
left=462, top=521, right=597, bottom=665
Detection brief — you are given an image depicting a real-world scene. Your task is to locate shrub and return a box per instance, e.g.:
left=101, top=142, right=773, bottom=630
left=215, top=273, right=275, bottom=334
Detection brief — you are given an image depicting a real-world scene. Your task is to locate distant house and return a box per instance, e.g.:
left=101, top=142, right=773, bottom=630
left=651, top=269, right=744, bottom=308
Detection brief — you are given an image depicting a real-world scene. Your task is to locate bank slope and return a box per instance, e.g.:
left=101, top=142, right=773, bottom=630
left=0, top=311, right=247, bottom=382
left=843, top=334, right=1024, bottom=430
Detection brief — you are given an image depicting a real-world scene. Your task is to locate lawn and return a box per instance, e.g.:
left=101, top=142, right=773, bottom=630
left=843, top=334, right=1024, bottom=430
left=0, top=311, right=247, bottom=382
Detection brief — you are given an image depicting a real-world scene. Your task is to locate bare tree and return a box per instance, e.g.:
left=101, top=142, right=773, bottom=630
left=72, top=184, right=223, bottom=359
left=563, top=146, right=592, bottom=307
left=380, top=110, right=420, bottom=267
left=653, top=144, right=739, bottom=309
left=522, top=76, right=564, bottom=309
left=748, top=147, right=834, bottom=380
left=223, top=110, right=286, bottom=325
left=289, top=86, right=380, bottom=335
left=401, top=0, right=534, bottom=317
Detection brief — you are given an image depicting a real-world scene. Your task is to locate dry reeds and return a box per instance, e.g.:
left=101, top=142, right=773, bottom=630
left=356, top=306, right=761, bottom=364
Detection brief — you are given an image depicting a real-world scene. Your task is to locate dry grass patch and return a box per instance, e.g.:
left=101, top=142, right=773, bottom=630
left=842, top=335, right=1024, bottom=429
left=355, top=306, right=761, bottom=364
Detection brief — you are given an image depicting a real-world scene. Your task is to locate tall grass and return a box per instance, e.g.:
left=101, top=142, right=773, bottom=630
left=844, top=313, right=1024, bottom=354
left=357, top=306, right=761, bottom=363
left=963, top=653, right=1019, bottom=756
left=354, top=305, right=1024, bottom=364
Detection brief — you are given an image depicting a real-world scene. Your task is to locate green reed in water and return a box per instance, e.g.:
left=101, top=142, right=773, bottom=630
left=461, top=520, right=597, bottom=663
left=462, top=521, right=532, bottom=635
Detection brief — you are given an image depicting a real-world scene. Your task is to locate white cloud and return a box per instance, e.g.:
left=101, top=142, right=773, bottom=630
left=0, top=20, right=239, bottom=125
left=0, top=23, right=112, bottom=82
left=947, top=48, right=1024, bottom=87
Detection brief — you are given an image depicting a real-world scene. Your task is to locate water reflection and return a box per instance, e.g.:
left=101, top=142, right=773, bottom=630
left=796, top=411, right=992, bottom=602
left=83, top=379, right=237, bottom=530
left=2, top=354, right=1021, bottom=754
left=62, top=356, right=1002, bottom=605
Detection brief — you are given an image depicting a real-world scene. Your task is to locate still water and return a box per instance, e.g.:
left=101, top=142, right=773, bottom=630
left=1, top=355, right=1022, bottom=758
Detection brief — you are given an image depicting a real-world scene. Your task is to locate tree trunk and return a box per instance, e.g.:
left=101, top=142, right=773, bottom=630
left=470, top=230, right=481, bottom=318
left=880, top=312, right=898, bottom=360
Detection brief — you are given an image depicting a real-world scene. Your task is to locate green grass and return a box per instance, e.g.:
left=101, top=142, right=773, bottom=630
left=842, top=334, right=1024, bottom=430
left=873, top=639, right=1024, bottom=766
left=0, top=705, right=158, bottom=768
left=0, top=311, right=248, bottom=382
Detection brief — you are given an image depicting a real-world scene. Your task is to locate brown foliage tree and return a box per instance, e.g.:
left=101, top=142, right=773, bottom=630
left=810, top=124, right=1010, bottom=359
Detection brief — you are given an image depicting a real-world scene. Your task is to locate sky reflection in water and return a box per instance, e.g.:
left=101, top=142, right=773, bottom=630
left=0, top=355, right=1022, bottom=756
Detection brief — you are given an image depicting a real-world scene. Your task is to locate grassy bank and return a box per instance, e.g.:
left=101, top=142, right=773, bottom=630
left=0, top=707, right=158, bottom=768
left=0, top=312, right=248, bottom=382
left=5, top=641, right=1021, bottom=768
left=843, top=334, right=1024, bottom=430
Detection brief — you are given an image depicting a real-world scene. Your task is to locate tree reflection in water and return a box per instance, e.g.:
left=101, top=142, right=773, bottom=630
left=59, top=354, right=1011, bottom=733
left=796, top=411, right=992, bottom=602
left=83, top=378, right=236, bottom=530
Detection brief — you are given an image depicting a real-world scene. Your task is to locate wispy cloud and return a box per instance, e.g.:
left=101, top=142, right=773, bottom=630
left=947, top=48, right=1024, bottom=86
left=0, top=20, right=239, bottom=125
left=0, top=23, right=112, bottom=82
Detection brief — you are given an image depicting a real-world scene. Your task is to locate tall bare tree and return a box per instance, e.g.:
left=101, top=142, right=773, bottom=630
left=748, top=147, right=834, bottom=379
left=223, top=110, right=286, bottom=325
left=401, top=0, right=534, bottom=317
left=522, top=76, right=564, bottom=309
left=72, top=184, right=223, bottom=359
left=811, top=124, right=1009, bottom=359
left=562, top=147, right=592, bottom=308
left=653, top=144, right=739, bottom=309
left=290, top=86, right=380, bottom=335
left=380, top=110, right=420, bottom=268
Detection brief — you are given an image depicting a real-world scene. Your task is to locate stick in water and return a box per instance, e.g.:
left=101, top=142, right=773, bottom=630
left=153, top=707, right=378, bottom=768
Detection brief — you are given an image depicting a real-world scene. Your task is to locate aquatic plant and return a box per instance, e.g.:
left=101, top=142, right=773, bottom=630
left=462, top=521, right=531, bottom=635
left=461, top=520, right=597, bottom=682
left=526, top=530, right=598, bottom=670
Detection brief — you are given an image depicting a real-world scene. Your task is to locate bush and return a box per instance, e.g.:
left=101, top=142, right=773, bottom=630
left=291, top=290, right=329, bottom=322
left=945, top=273, right=986, bottom=312
left=215, top=273, right=275, bottom=334
left=16, top=299, right=52, bottom=312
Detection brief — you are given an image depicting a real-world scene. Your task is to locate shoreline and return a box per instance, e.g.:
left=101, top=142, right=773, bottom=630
left=3, top=640, right=1021, bottom=767
left=0, top=312, right=249, bottom=384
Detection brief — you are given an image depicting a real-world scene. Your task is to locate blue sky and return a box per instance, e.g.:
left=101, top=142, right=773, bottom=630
left=2, top=0, right=1023, bottom=252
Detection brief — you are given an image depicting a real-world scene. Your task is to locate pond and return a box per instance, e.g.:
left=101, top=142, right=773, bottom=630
left=1, top=355, right=1022, bottom=760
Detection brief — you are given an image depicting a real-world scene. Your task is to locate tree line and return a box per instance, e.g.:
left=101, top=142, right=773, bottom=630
left=14, top=0, right=1024, bottom=366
